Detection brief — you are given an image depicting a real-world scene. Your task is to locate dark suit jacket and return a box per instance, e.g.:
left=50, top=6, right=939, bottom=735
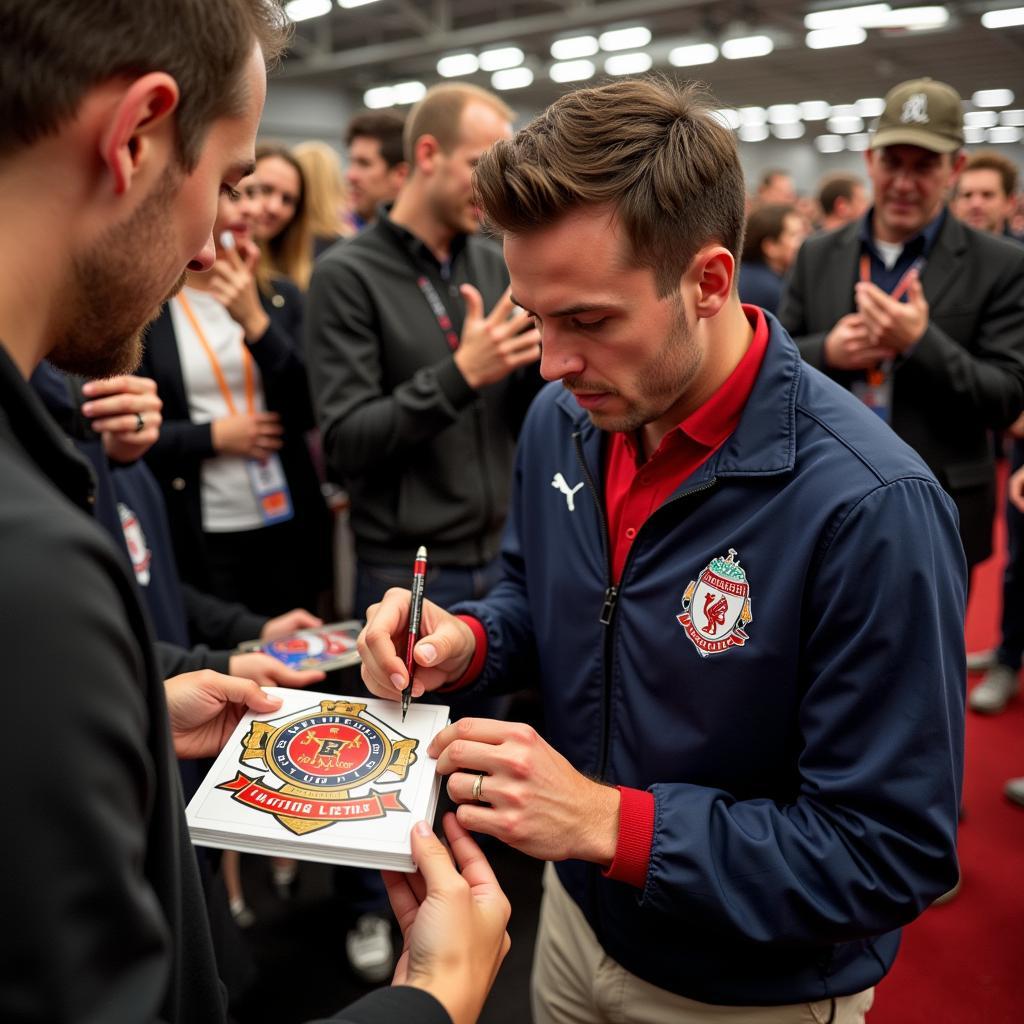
left=779, top=213, right=1024, bottom=566
left=139, top=278, right=331, bottom=593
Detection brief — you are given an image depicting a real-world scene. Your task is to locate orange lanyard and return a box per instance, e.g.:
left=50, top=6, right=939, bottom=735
left=176, top=292, right=255, bottom=415
left=858, top=253, right=923, bottom=303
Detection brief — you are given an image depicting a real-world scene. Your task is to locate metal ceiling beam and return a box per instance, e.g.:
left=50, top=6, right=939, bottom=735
left=276, top=0, right=708, bottom=79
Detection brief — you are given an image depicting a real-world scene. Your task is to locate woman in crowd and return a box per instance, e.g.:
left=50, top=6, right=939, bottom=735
left=737, top=202, right=808, bottom=314
left=250, top=142, right=315, bottom=290
left=139, top=174, right=332, bottom=620
left=293, top=139, right=357, bottom=257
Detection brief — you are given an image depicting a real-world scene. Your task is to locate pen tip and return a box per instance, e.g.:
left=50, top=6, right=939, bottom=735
left=415, top=545, right=427, bottom=559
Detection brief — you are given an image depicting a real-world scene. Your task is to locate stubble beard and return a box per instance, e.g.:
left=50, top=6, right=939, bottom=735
left=50, top=165, right=183, bottom=378
left=569, top=298, right=702, bottom=435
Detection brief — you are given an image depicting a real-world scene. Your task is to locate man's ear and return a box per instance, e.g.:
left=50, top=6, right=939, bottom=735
left=689, top=246, right=735, bottom=319
left=413, top=135, right=442, bottom=176
left=99, top=73, right=180, bottom=196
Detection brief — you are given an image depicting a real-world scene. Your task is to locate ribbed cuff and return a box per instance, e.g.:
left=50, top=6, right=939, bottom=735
left=436, top=615, right=488, bottom=693
left=602, top=786, right=654, bottom=889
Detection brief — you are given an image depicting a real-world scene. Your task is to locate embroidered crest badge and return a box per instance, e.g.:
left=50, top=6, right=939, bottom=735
left=216, top=699, right=415, bottom=835
left=678, top=548, right=752, bottom=657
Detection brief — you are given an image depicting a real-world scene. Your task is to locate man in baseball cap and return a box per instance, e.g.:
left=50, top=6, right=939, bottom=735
left=781, top=77, right=1024, bottom=581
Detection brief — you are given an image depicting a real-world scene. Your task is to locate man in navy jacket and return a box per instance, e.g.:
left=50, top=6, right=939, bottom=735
left=359, top=78, right=966, bottom=1021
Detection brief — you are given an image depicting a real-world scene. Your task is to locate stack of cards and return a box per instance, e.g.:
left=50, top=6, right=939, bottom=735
left=236, top=620, right=363, bottom=672
left=186, top=689, right=449, bottom=872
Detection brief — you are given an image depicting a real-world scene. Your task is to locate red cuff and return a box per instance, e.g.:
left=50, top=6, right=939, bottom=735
left=602, top=786, right=654, bottom=889
left=436, top=615, right=488, bottom=693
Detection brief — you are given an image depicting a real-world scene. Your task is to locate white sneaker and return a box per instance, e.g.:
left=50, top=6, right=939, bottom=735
left=345, top=913, right=394, bottom=984
left=1005, top=777, right=1024, bottom=808
left=966, top=648, right=996, bottom=672
left=968, top=665, right=1019, bottom=714
left=229, top=898, right=256, bottom=928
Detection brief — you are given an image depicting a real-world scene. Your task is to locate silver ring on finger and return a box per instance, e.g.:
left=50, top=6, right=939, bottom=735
left=471, top=773, right=485, bottom=802
left=134, top=412, right=145, bottom=433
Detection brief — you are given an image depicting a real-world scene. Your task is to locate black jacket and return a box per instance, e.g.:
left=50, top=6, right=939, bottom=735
left=139, top=279, right=330, bottom=593
left=306, top=212, right=542, bottom=567
left=0, top=341, right=452, bottom=1024
left=779, top=212, right=1024, bottom=566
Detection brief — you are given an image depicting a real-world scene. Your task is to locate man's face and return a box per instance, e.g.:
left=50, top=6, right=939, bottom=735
left=427, top=102, right=512, bottom=236
left=250, top=154, right=301, bottom=242
left=346, top=136, right=404, bottom=221
left=866, top=144, right=959, bottom=241
left=954, top=168, right=1014, bottom=234
left=504, top=207, right=703, bottom=439
left=50, top=46, right=266, bottom=378
left=760, top=174, right=796, bottom=205
left=763, top=212, right=808, bottom=274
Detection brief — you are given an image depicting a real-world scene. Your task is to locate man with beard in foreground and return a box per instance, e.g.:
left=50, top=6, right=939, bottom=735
left=0, top=2, right=509, bottom=1022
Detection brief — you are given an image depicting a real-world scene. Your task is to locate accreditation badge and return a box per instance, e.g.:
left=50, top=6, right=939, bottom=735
left=247, top=453, right=294, bottom=525
left=218, top=699, right=416, bottom=836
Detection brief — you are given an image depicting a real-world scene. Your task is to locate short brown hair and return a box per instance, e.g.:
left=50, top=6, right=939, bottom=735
left=346, top=110, right=407, bottom=168
left=818, top=174, right=863, bottom=216
left=474, top=78, right=746, bottom=297
left=962, top=150, right=1018, bottom=198
left=742, top=204, right=795, bottom=263
left=0, top=0, right=290, bottom=169
left=404, top=83, right=514, bottom=164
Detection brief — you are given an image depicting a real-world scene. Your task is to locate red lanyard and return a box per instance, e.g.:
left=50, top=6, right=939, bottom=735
left=416, top=275, right=461, bottom=350
left=858, top=253, right=924, bottom=302
left=177, top=292, right=255, bottom=415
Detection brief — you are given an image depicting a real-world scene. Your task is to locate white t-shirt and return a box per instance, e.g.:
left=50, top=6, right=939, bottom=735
left=874, top=239, right=903, bottom=271
left=170, top=288, right=267, bottom=532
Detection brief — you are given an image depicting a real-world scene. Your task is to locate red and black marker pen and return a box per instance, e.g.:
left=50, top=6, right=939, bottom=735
left=402, top=545, right=428, bottom=721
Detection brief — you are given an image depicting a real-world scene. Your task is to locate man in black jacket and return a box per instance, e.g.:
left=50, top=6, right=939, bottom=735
left=0, top=2, right=510, bottom=1022
left=307, top=82, right=542, bottom=619
left=779, top=78, right=1024, bottom=571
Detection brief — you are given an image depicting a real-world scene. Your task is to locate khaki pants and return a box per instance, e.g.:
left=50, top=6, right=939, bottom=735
left=531, top=863, right=875, bottom=1024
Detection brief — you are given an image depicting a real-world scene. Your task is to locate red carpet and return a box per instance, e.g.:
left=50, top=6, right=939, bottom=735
left=871, top=467, right=1024, bottom=1024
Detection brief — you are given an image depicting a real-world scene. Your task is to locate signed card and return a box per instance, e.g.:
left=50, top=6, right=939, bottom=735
left=186, top=689, right=449, bottom=871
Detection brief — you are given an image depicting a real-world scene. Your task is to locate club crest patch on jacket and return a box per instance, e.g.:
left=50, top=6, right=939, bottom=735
left=678, top=549, right=753, bottom=657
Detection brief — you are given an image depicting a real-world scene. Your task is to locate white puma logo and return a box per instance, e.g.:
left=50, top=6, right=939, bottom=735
left=552, top=472, right=584, bottom=512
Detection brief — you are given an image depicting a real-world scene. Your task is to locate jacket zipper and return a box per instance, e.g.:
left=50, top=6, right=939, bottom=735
left=574, top=428, right=719, bottom=778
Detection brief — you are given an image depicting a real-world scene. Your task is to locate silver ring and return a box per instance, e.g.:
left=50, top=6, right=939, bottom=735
left=134, top=412, right=145, bottom=433
left=471, top=773, right=485, bottom=802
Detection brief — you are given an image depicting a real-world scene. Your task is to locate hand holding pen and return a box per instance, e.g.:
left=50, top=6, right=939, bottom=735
left=403, top=546, right=429, bottom=721
left=357, top=574, right=478, bottom=706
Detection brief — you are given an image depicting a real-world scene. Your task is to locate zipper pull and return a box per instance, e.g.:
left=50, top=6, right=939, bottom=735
left=599, top=585, right=618, bottom=625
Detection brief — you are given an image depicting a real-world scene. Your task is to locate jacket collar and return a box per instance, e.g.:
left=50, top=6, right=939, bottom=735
left=556, top=312, right=800, bottom=485
left=0, top=343, right=97, bottom=514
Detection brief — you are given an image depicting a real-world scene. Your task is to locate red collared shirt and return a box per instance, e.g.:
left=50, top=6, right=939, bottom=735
left=604, top=305, right=770, bottom=583
left=457, top=305, right=771, bottom=888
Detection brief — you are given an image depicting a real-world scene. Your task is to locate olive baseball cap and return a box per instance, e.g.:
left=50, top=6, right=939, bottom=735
left=870, top=78, right=964, bottom=152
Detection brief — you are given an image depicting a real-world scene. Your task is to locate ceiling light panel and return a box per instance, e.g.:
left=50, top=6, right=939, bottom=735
left=981, top=7, right=1024, bottom=28
left=551, top=36, right=599, bottom=60
left=669, top=43, right=718, bottom=66
left=599, top=27, right=652, bottom=51
left=491, top=67, right=534, bottom=90
left=721, top=35, right=774, bottom=59
left=549, top=60, right=596, bottom=83
left=285, top=0, right=331, bottom=20
left=806, top=26, right=867, bottom=47
left=479, top=47, right=525, bottom=71
left=604, top=52, right=653, bottom=75
left=437, top=53, right=479, bottom=77
left=973, top=89, right=1015, bottom=107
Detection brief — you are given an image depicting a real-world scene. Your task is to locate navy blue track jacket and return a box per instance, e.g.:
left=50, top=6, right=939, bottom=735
left=456, top=314, right=966, bottom=1006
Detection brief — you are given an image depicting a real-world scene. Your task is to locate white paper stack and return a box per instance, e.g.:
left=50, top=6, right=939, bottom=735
left=186, top=688, right=449, bottom=872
